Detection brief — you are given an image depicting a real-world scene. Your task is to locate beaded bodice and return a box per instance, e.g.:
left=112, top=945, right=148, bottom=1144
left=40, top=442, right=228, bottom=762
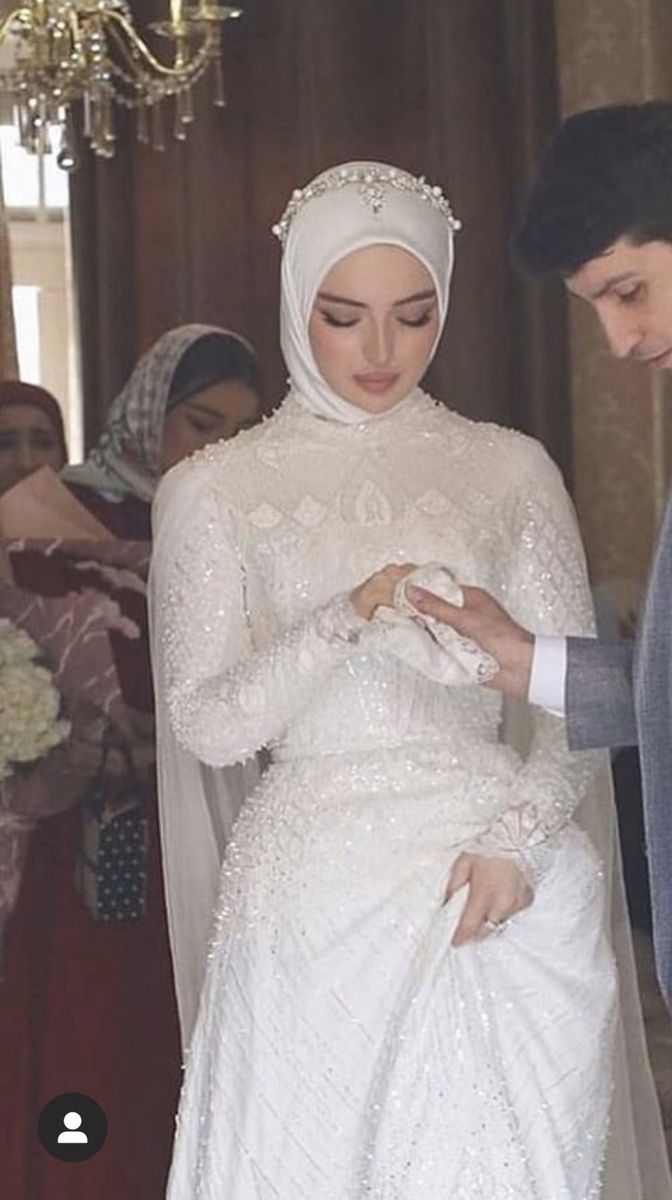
left=157, top=391, right=598, bottom=856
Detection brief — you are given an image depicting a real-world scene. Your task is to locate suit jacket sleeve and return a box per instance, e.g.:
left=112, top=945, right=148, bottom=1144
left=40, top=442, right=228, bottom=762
left=565, top=636, right=638, bottom=751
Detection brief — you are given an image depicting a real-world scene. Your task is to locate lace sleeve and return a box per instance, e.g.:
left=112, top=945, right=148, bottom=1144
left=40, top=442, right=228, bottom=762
left=474, top=441, right=601, bottom=876
left=154, top=473, right=367, bottom=767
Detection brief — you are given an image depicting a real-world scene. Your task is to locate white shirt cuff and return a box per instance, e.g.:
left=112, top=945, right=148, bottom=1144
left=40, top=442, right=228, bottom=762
left=528, top=635, right=567, bottom=717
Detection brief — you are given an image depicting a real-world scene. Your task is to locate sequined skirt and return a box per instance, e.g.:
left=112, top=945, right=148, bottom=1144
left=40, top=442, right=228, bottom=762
left=167, top=746, right=618, bottom=1200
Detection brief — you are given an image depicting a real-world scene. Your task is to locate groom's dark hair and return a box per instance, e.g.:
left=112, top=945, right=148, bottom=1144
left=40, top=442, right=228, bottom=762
left=511, top=101, right=672, bottom=277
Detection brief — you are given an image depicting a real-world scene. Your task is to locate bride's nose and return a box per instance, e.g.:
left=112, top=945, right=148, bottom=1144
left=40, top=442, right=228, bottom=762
left=362, top=317, right=394, bottom=367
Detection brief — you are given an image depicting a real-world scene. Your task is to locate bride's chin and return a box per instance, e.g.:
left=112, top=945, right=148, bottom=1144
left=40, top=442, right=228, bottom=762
left=346, top=388, right=407, bottom=414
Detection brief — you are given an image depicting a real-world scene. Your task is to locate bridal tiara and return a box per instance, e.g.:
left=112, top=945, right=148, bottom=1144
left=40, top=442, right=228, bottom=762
left=272, top=165, right=462, bottom=244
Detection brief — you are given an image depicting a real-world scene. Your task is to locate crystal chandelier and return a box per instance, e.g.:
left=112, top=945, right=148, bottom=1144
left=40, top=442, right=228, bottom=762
left=0, top=0, right=242, bottom=167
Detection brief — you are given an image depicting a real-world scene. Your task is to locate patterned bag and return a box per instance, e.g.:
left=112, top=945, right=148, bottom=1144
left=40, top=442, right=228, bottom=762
left=74, top=732, right=148, bottom=922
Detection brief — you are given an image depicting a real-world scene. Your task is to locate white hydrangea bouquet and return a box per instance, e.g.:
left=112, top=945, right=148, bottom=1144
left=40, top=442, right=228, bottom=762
left=0, top=618, right=70, bottom=781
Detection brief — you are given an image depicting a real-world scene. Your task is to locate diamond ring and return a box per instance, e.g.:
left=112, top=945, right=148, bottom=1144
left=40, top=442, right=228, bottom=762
left=484, top=917, right=508, bottom=935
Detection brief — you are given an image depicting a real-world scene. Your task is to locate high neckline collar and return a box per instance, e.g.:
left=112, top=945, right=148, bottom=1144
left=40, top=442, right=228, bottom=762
left=283, top=387, right=433, bottom=429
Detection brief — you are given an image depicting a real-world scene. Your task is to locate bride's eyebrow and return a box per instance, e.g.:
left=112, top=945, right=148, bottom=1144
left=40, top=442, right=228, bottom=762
left=317, top=292, right=366, bottom=307
left=393, top=290, right=436, bottom=306
left=316, top=289, right=436, bottom=307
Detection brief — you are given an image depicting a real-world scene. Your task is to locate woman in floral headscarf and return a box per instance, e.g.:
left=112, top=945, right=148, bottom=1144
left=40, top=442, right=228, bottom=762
left=63, top=321, right=261, bottom=508
left=0, top=325, right=261, bottom=1200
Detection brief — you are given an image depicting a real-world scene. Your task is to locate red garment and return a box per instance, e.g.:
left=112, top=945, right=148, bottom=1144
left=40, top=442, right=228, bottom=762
left=11, top=486, right=154, bottom=713
left=0, top=381, right=68, bottom=462
left=0, top=487, right=181, bottom=1200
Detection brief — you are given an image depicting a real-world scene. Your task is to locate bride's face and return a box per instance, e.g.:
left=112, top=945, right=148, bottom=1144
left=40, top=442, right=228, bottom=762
left=308, top=245, right=439, bottom=413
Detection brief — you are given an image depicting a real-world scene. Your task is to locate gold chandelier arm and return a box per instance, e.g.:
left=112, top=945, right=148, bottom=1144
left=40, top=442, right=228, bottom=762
left=2, top=0, right=241, bottom=159
left=0, top=8, right=34, bottom=45
left=103, top=9, right=215, bottom=78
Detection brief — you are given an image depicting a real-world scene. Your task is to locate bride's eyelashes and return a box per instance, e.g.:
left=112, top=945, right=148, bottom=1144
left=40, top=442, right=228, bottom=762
left=319, top=311, right=359, bottom=328
left=318, top=307, right=435, bottom=329
left=398, top=310, right=434, bottom=327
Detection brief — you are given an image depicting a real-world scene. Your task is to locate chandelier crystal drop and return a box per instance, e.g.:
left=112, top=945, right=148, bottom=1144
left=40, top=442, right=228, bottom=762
left=0, top=0, right=243, bottom=167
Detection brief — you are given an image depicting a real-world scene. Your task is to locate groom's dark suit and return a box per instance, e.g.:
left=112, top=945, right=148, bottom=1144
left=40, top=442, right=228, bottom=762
left=566, top=494, right=672, bottom=1005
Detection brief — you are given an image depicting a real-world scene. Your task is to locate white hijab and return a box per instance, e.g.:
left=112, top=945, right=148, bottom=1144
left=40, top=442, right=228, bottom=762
left=278, top=161, right=460, bottom=423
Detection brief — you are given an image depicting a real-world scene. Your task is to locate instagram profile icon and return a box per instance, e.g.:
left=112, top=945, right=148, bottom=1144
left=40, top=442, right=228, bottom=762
left=38, top=1093, right=107, bottom=1163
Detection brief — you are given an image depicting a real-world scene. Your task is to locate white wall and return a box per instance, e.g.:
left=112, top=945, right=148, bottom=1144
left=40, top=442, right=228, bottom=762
left=8, top=216, right=82, bottom=461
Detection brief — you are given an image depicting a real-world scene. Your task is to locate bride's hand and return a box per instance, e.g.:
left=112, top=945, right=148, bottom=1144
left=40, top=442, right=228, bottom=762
left=350, top=563, right=417, bottom=621
left=445, top=852, right=533, bottom=946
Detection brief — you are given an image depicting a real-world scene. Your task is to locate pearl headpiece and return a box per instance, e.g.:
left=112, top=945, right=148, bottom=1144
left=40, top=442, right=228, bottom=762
left=272, top=164, right=462, bottom=244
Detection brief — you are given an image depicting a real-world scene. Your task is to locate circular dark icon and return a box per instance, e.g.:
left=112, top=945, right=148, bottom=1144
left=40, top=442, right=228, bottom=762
left=38, top=1093, right=107, bottom=1163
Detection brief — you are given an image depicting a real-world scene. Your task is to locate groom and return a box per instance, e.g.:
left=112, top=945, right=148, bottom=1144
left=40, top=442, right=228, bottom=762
left=410, top=102, right=672, bottom=1008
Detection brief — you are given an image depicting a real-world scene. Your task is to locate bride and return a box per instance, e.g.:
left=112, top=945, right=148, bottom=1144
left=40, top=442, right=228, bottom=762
left=150, top=163, right=671, bottom=1198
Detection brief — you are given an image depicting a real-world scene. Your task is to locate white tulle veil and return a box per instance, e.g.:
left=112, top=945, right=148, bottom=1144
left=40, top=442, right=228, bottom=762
left=150, top=468, right=261, bottom=1050
left=149, top=161, right=671, bottom=1199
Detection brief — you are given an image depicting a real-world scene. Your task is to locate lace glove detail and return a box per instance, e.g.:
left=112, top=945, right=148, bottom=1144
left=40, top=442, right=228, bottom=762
left=370, top=564, right=498, bottom=686
left=458, top=839, right=555, bottom=891
left=474, top=710, right=599, bottom=860
left=314, top=594, right=368, bottom=646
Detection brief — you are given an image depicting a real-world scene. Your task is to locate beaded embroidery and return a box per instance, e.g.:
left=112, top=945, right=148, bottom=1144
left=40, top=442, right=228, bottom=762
left=272, top=165, right=462, bottom=243
left=158, top=392, right=616, bottom=1200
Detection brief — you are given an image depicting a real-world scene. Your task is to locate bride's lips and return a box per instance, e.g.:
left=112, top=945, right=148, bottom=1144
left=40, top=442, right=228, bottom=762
left=645, top=347, right=672, bottom=368
left=353, top=373, right=400, bottom=394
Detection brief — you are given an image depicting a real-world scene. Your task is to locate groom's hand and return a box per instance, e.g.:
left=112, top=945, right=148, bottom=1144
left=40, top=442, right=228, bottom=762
left=407, top=584, right=535, bottom=699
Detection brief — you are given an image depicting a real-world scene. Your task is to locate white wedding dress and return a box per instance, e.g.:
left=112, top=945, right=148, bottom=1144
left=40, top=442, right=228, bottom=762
left=151, top=391, right=666, bottom=1200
